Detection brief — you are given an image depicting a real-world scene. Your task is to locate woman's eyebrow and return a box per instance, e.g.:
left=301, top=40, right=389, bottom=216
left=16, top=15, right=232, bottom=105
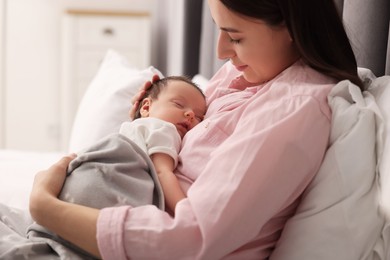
left=220, top=27, right=242, bottom=33
left=211, top=19, right=242, bottom=33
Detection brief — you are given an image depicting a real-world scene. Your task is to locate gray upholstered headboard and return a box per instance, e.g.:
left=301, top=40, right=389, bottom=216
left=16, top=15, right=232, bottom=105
left=153, top=0, right=390, bottom=78
left=336, top=0, right=390, bottom=77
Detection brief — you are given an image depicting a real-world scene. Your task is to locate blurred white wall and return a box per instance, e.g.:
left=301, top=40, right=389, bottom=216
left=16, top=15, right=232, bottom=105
left=0, top=0, right=4, bottom=148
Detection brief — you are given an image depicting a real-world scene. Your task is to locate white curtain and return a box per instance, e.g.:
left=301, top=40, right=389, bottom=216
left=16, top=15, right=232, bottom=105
left=153, top=0, right=220, bottom=78
left=199, top=1, right=225, bottom=79
left=151, top=0, right=185, bottom=76
left=152, top=0, right=203, bottom=77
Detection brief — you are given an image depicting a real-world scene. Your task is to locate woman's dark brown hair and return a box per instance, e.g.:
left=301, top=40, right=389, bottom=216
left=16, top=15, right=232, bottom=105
left=220, top=0, right=365, bottom=91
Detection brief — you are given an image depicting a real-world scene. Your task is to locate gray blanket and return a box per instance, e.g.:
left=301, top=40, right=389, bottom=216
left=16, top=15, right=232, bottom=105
left=0, top=133, right=164, bottom=259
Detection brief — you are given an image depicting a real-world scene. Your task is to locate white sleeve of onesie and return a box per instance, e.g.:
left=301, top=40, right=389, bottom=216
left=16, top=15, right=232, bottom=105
left=120, top=118, right=181, bottom=167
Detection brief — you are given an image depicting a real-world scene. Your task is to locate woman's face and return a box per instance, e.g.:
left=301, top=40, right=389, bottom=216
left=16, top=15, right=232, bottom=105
left=208, top=0, right=300, bottom=84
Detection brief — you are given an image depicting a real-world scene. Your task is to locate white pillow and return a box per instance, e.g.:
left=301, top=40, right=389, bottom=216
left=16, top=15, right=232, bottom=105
left=270, top=77, right=385, bottom=260
left=192, top=74, right=210, bottom=91
left=368, top=75, right=390, bottom=217
left=367, top=75, right=390, bottom=260
left=68, top=50, right=163, bottom=152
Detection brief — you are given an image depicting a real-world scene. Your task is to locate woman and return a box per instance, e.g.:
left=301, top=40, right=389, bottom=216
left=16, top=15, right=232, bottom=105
left=29, top=0, right=364, bottom=259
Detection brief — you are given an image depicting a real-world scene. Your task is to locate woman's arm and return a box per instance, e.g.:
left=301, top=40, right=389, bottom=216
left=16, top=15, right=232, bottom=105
left=29, top=155, right=102, bottom=258
left=151, top=153, right=186, bottom=213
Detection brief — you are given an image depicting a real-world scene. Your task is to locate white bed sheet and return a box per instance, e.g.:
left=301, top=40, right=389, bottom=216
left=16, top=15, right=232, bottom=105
left=0, top=150, right=64, bottom=209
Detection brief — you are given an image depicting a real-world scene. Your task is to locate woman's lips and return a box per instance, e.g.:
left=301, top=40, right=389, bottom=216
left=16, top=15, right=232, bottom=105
left=235, top=65, right=248, bottom=72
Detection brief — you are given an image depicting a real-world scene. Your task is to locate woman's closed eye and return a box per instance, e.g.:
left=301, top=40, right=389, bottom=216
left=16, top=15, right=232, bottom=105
left=229, top=37, right=241, bottom=44
left=227, top=32, right=242, bottom=44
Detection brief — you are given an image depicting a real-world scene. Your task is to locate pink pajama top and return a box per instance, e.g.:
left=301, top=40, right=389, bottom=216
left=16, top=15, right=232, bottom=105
left=97, top=60, right=335, bottom=259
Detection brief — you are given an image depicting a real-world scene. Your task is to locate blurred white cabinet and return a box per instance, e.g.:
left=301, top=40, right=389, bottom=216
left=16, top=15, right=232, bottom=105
left=61, top=10, right=151, bottom=149
left=0, top=0, right=154, bottom=152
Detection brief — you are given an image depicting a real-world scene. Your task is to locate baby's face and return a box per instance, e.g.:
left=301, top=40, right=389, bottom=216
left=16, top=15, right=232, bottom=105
left=144, top=81, right=206, bottom=138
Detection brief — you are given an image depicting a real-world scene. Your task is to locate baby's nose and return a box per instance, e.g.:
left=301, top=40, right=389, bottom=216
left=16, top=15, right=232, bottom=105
left=185, top=111, right=195, bottom=119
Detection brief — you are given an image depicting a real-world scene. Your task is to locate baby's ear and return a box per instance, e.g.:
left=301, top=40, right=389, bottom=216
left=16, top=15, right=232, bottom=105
left=140, top=98, right=151, bottom=117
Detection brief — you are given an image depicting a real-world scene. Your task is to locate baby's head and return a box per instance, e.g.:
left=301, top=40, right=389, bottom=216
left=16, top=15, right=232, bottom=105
left=134, top=76, right=207, bottom=138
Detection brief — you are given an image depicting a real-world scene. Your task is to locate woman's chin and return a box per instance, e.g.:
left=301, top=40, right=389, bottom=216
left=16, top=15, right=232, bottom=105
left=242, top=72, right=266, bottom=85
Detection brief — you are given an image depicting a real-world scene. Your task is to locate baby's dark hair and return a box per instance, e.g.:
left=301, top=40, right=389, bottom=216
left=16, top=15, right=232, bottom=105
left=134, top=76, right=205, bottom=119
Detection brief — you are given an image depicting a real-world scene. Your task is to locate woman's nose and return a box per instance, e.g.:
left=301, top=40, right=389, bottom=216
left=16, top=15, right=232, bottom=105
left=217, top=32, right=234, bottom=60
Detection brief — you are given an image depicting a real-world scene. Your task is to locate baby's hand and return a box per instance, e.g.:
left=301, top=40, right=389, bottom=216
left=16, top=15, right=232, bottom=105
left=129, top=74, right=160, bottom=120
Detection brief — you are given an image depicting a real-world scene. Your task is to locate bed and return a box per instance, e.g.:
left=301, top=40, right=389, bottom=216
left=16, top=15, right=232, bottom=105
left=1, top=0, right=390, bottom=259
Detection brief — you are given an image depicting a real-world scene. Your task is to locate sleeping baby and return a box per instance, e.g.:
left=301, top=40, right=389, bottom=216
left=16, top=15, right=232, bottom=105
left=27, top=75, right=207, bottom=258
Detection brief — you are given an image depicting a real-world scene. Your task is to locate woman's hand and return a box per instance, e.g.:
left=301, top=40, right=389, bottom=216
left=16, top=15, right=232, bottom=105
left=29, top=154, right=101, bottom=258
left=129, top=74, right=160, bottom=120
left=29, top=154, right=76, bottom=222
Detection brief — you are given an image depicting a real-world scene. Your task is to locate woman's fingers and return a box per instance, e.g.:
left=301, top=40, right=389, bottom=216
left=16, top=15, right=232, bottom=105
left=129, top=74, right=161, bottom=120
left=151, top=74, right=160, bottom=83
left=130, top=74, right=161, bottom=104
left=30, top=154, right=76, bottom=220
left=131, top=88, right=147, bottom=105
left=50, top=153, right=76, bottom=172
left=32, top=154, right=76, bottom=196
